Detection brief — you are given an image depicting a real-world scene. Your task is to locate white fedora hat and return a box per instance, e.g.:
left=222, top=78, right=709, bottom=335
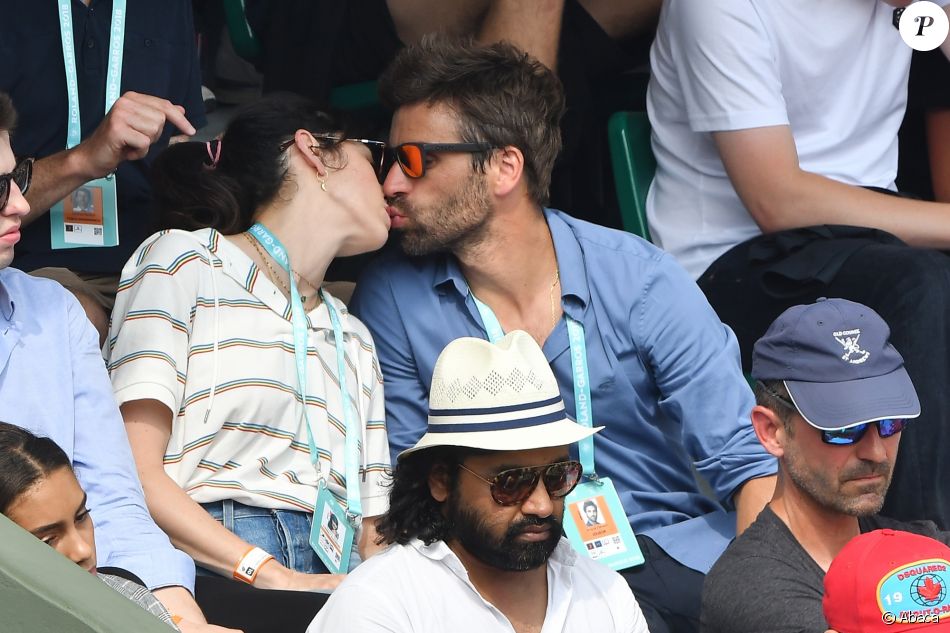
left=398, top=330, right=602, bottom=460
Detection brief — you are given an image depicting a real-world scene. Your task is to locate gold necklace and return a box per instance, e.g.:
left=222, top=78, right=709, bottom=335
left=549, top=268, right=561, bottom=329
left=292, top=270, right=323, bottom=303
left=243, top=232, right=307, bottom=302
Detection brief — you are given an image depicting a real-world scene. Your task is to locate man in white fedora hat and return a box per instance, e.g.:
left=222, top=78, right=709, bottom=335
left=308, top=331, right=648, bottom=632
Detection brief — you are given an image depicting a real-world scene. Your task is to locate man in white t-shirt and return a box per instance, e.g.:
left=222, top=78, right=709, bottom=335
left=647, top=0, right=950, bottom=530
left=309, top=331, right=648, bottom=633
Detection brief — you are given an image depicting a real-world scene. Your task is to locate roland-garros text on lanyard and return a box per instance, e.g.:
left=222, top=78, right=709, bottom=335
left=58, top=0, right=127, bottom=149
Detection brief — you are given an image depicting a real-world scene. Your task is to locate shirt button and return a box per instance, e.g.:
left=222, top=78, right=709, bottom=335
left=144, top=39, right=153, bottom=47
left=86, top=39, right=95, bottom=49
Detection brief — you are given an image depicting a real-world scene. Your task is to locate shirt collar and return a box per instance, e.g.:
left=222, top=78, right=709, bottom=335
left=411, top=537, right=578, bottom=576
left=432, top=208, right=590, bottom=314
left=209, top=229, right=359, bottom=334
left=0, top=270, right=15, bottom=322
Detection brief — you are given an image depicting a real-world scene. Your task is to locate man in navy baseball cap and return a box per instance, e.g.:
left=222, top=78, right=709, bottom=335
left=751, top=297, right=920, bottom=434
left=701, top=298, right=949, bottom=633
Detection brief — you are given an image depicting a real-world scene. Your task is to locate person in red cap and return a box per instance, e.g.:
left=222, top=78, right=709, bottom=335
left=702, top=298, right=950, bottom=633
left=824, top=529, right=950, bottom=632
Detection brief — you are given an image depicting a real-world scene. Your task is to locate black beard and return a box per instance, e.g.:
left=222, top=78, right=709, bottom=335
left=445, top=494, right=562, bottom=571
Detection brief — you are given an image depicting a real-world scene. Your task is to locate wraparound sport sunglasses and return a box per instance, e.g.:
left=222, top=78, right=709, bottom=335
left=0, top=158, right=33, bottom=210
left=458, top=460, right=583, bottom=506
left=818, top=418, right=912, bottom=446
left=386, top=142, right=496, bottom=179
left=759, top=381, right=912, bottom=445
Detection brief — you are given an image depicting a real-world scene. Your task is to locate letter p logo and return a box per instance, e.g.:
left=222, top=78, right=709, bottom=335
left=899, top=1, right=949, bottom=51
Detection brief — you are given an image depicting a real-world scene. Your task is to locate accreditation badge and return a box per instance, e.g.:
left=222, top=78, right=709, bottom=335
left=563, top=477, right=644, bottom=571
left=310, top=481, right=355, bottom=574
left=49, top=176, right=119, bottom=249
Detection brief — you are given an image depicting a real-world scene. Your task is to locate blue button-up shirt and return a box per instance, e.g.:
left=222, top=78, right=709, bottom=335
left=0, top=267, right=195, bottom=590
left=351, top=209, right=777, bottom=572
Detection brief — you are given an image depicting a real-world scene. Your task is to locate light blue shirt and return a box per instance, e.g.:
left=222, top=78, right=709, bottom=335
left=350, top=209, right=777, bottom=572
left=0, top=267, right=195, bottom=591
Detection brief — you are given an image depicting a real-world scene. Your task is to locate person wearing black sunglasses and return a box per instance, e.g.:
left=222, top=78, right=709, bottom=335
left=0, top=102, right=30, bottom=268
left=702, top=298, right=950, bottom=633
left=310, top=331, right=649, bottom=633
left=107, top=93, right=393, bottom=632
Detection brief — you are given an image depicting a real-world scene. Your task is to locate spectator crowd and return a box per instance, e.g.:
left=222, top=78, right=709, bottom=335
left=1, top=1, right=949, bottom=632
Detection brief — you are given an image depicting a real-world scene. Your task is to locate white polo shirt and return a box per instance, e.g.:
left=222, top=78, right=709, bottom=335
left=647, top=0, right=915, bottom=278
left=308, top=538, right=648, bottom=632
left=107, top=229, right=390, bottom=517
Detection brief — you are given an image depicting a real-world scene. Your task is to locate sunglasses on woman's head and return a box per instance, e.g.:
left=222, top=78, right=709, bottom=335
left=278, top=134, right=387, bottom=181
left=386, top=142, right=495, bottom=180
left=821, top=418, right=911, bottom=445
left=458, top=460, right=583, bottom=506
left=0, top=158, right=33, bottom=210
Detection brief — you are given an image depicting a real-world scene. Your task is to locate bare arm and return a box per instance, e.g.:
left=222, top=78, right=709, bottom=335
left=23, top=91, right=196, bottom=226
left=358, top=516, right=387, bottom=560
left=927, top=109, right=950, bottom=203
left=713, top=125, right=950, bottom=247
left=151, top=586, right=242, bottom=633
left=734, top=475, right=776, bottom=535
left=121, top=399, right=342, bottom=592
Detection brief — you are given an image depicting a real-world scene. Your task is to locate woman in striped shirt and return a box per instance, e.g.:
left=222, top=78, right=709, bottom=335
left=107, top=94, right=392, bottom=592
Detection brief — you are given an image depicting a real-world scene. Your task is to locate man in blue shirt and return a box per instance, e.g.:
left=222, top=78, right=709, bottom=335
left=350, top=38, right=777, bottom=633
left=0, top=94, right=231, bottom=633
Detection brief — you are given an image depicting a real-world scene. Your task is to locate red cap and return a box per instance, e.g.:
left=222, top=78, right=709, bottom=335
left=823, top=529, right=950, bottom=632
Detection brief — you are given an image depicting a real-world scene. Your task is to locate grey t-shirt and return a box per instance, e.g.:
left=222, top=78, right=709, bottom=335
left=701, top=506, right=949, bottom=633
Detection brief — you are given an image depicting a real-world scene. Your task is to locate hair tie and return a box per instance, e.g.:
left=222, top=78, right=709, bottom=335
left=205, top=139, right=222, bottom=169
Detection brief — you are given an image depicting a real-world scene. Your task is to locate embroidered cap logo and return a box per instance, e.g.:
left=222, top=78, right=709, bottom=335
left=833, top=328, right=870, bottom=365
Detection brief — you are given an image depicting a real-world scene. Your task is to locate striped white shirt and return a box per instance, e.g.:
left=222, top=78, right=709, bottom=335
left=107, top=229, right=390, bottom=518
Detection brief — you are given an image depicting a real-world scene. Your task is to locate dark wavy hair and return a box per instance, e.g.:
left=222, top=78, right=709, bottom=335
left=376, top=445, right=490, bottom=546
left=0, top=422, right=72, bottom=515
left=150, top=92, right=348, bottom=234
left=378, top=36, right=565, bottom=207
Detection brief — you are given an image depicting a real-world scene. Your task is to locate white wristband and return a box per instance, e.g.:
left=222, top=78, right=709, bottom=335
left=233, top=546, right=274, bottom=585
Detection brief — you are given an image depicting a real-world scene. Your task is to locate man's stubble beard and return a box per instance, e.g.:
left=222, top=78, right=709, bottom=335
left=783, top=446, right=893, bottom=517
left=394, top=171, right=494, bottom=257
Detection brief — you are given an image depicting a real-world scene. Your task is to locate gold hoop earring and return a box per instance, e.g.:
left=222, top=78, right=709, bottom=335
left=319, top=176, right=328, bottom=192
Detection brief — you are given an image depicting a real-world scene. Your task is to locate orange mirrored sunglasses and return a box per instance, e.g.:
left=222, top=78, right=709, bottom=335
left=387, top=142, right=495, bottom=179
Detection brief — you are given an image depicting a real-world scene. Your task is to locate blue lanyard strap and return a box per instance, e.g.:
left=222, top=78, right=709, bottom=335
left=471, top=293, right=597, bottom=477
left=58, top=0, right=127, bottom=150
left=248, top=224, right=363, bottom=522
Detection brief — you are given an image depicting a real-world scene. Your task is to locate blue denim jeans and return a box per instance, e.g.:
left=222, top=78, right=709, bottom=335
left=199, top=500, right=331, bottom=576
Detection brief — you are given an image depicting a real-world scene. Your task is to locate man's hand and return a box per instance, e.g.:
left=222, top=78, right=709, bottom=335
left=21, top=91, right=197, bottom=225
left=72, top=91, right=196, bottom=180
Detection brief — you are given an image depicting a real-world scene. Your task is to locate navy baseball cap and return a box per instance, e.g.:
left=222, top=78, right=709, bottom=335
left=751, top=298, right=920, bottom=431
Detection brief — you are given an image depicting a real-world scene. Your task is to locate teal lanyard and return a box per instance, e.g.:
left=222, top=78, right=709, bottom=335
left=471, top=294, right=597, bottom=478
left=58, top=0, right=127, bottom=150
left=248, top=224, right=363, bottom=522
